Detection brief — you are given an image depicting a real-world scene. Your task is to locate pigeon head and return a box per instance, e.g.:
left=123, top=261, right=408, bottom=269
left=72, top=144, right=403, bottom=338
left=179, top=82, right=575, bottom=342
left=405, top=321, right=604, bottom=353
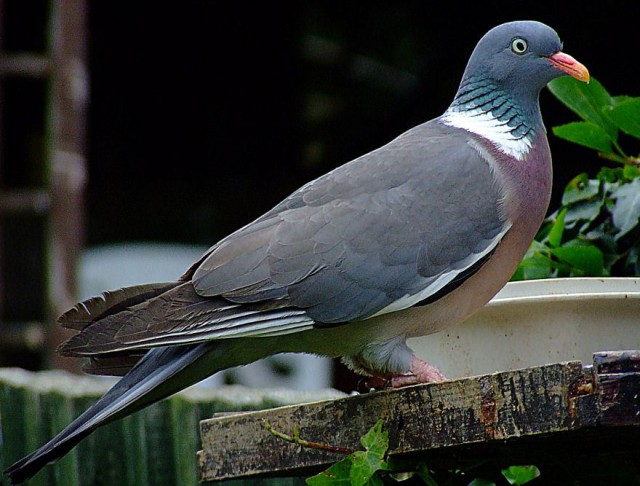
left=443, top=21, right=589, bottom=160
left=462, top=20, right=589, bottom=96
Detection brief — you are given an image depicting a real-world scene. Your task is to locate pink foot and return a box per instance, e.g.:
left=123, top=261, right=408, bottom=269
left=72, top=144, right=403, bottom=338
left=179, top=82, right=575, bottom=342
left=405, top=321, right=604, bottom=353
left=389, top=356, right=447, bottom=388
left=405, top=356, right=447, bottom=383
left=364, top=357, right=447, bottom=390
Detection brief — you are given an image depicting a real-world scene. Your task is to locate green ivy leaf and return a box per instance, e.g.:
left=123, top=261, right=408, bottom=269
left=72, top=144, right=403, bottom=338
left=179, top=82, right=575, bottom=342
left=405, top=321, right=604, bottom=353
left=366, top=476, right=384, bottom=486
left=606, top=98, right=640, bottom=138
left=306, top=458, right=353, bottom=485
left=308, top=421, right=389, bottom=486
left=501, top=465, right=541, bottom=485
left=611, top=178, right=640, bottom=239
left=552, top=121, right=614, bottom=154
left=349, top=421, right=389, bottom=486
left=548, top=77, right=617, bottom=140
left=350, top=451, right=387, bottom=486
left=360, top=420, right=388, bottom=453
left=550, top=240, right=605, bottom=276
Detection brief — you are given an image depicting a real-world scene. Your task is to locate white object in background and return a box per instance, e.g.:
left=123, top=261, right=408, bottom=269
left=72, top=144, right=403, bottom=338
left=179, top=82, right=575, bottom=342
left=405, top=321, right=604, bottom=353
left=78, top=242, right=333, bottom=391
left=410, top=277, right=640, bottom=379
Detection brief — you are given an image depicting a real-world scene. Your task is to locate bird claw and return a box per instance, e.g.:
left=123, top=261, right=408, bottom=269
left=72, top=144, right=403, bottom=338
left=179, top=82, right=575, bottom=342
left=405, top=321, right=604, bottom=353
left=361, top=357, right=447, bottom=391
left=388, top=374, right=421, bottom=388
left=406, top=356, right=447, bottom=385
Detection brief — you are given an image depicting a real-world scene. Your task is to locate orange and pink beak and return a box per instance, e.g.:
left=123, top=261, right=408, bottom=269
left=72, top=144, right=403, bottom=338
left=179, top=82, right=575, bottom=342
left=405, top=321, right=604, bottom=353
left=547, top=51, right=590, bottom=83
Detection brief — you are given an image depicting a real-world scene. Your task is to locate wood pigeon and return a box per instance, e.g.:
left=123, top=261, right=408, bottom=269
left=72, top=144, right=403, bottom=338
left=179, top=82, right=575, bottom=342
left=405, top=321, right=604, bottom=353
left=5, top=20, right=589, bottom=483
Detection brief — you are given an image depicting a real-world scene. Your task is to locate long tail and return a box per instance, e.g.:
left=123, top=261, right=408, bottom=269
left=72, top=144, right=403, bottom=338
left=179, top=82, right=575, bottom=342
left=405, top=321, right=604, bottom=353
left=4, top=342, right=216, bottom=484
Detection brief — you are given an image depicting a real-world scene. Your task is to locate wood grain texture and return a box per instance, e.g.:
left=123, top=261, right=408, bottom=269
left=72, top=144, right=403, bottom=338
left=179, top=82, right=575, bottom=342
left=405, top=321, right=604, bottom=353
left=199, top=359, right=604, bottom=481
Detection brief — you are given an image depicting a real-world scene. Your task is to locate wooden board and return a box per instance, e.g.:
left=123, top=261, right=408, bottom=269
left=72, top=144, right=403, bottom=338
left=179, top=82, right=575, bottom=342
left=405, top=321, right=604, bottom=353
left=198, top=351, right=640, bottom=482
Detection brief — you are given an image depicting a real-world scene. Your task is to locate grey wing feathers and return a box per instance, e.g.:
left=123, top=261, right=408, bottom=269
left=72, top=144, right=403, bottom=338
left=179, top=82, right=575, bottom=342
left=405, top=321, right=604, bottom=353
left=193, top=121, right=510, bottom=323
left=58, top=283, right=313, bottom=357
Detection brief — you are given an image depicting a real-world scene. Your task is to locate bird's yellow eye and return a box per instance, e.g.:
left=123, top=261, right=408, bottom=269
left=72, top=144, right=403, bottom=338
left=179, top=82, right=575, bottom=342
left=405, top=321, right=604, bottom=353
left=511, top=37, right=528, bottom=54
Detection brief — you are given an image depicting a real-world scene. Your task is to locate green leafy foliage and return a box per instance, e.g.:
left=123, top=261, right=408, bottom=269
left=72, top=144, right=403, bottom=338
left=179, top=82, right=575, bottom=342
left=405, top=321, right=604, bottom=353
left=553, top=121, right=613, bottom=153
left=307, top=421, right=543, bottom=485
left=467, top=479, right=496, bottom=486
left=607, top=98, right=640, bottom=138
left=548, top=77, right=618, bottom=141
left=514, top=77, right=640, bottom=280
left=306, top=420, right=388, bottom=486
left=611, top=178, right=640, bottom=239
left=307, top=459, right=354, bottom=485
left=501, top=465, right=541, bottom=485
left=349, top=421, right=390, bottom=486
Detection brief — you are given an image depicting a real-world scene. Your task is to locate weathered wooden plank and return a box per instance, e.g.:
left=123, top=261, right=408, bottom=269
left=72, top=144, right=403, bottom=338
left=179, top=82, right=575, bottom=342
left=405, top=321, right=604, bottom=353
left=593, top=350, right=640, bottom=374
left=198, top=361, right=589, bottom=481
left=593, top=350, right=640, bottom=426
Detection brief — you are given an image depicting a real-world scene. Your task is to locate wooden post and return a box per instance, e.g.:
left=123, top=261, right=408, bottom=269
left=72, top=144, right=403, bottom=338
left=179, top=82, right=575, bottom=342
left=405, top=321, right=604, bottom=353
left=45, top=0, right=88, bottom=370
left=0, top=0, right=6, bottom=341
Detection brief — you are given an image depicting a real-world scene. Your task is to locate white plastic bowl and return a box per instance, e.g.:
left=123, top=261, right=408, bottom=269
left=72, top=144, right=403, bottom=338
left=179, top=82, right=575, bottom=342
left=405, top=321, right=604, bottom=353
left=409, top=278, right=640, bottom=379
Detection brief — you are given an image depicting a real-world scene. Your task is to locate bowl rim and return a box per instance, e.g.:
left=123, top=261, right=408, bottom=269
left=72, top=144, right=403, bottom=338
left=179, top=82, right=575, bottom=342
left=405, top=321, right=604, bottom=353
left=489, top=277, right=640, bottom=306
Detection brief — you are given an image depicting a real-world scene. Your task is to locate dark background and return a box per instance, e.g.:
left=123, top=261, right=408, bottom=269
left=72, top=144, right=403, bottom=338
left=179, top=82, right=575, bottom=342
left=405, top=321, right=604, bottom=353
left=86, top=2, right=638, bottom=248
left=1, top=1, right=638, bottom=378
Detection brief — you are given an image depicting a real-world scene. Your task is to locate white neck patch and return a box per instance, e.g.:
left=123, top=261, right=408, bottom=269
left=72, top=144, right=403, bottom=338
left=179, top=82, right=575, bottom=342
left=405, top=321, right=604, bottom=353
left=440, top=108, right=533, bottom=161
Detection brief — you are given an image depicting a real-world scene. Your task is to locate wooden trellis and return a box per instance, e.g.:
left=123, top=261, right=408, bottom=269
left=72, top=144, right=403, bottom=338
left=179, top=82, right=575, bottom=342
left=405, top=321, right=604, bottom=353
left=0, top=0, right=87, bottom=370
